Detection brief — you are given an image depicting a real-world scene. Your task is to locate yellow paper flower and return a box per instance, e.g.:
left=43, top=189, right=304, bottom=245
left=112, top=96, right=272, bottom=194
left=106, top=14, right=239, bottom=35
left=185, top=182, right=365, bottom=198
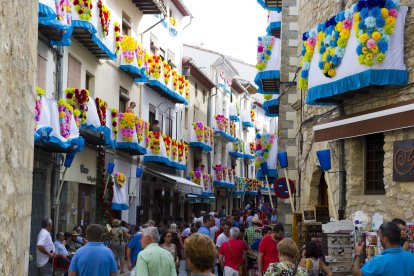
left=362, top=47, right=368, bottom=54
left=372, top=31, right=381, bottom=41
left=381, top=8, right=389, bottom=18
left=359, top=33, right=369, bottom=43
left=354, top=12, right=360, bottom=22
left=340, top=29, right=350, bottom=39
left=371, top=45, right=379, bottom=54
left=328, top=69, right=336, bottom=77
left=365, top=53, right=373, bottom=60
left=386, top=16, right=396, bottom=27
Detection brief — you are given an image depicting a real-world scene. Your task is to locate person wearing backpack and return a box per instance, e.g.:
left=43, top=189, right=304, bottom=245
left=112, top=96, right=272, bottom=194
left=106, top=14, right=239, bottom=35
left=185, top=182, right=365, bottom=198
left=109, top=219, right=128, bottom=274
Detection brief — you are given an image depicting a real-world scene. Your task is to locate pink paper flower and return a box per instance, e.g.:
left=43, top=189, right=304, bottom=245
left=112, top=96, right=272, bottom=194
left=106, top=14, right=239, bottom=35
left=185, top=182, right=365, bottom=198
left=389, top=9, right=398, bottom=18
left=342, top=19, right=352, bottom=30
left=307, top=37, right=316, bottom=47
left=367, top=39, right=376, bottom=49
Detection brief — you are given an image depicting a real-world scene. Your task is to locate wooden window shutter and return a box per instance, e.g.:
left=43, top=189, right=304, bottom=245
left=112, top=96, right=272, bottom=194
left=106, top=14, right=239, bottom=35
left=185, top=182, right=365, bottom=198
left=36, top=54, right=47, bottom=90
left=67, top=54, right=81, bottom=88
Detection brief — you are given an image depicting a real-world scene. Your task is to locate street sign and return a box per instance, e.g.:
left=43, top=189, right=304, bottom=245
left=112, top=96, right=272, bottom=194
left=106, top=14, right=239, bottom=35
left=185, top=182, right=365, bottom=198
left=274, top=177, right=295, bottom=199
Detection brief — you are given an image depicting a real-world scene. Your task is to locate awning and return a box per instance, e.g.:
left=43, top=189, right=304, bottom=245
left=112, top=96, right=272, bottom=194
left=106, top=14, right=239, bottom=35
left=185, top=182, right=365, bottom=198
left=144, top=168, right=202, bottom=195
left=314, top=100, right=414, bottom=142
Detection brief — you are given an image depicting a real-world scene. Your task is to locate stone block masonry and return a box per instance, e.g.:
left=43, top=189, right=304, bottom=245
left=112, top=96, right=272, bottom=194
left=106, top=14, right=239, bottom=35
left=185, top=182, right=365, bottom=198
left=0, top=1, right=37, bottom=275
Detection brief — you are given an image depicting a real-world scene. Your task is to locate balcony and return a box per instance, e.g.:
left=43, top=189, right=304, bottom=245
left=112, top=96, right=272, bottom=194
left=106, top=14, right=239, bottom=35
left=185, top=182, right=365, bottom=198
left=257, top=0, right=282, bottom=11
left=144, top=132, right=187, bottom=171
left=243, top=141, right=255, bottom=160
left=255, top=36, right=281, bottom=94
left=263, top=98, right=279, bottom=117
left=266, top=10, right=281, bottom=38
left=38, top=1, right=72, bottom=45
left=212, top=165, right=236, bottom=189
left=232, top=177, right=245, bottom=196
left=69, top=1, right=116, bottom=60
left=189, top=122, right=213, bottom=152
left=145, top=55, right=188, bottom=105
left=113, top=113, right=148, bottom=156
left=244, top=178, right=260, bottom=196
left=213, top=114, right=237, bottom=142
left=228, top=140, right=244, bottom=159
left=34, top=87, right=85, bottom=153
left=118, top=36, right=148, bottom=82
left=132, top=0, right=167, bottom=16
left=242, top=110, right=255, bottom=129
left=188, top=170, right=213, bottom=197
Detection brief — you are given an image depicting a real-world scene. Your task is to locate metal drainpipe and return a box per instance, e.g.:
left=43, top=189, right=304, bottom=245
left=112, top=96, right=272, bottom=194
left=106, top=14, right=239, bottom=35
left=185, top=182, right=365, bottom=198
left=53, top=46, right=64, bottom=233
left=336, top=0, right=346, bottom=220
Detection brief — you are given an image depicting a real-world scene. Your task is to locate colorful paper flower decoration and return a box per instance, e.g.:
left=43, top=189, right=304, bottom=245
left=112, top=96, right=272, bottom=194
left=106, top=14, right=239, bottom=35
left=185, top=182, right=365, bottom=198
left=256, top=36, right=276, bottom=71
left=55, top=0, right=72, bottom=24
left=163, top=61, right=172, bottom=85
left=97, top=0, right=110, bottom=37
left=135, top=117, right=148, bottom=144
left=203, top=126, right=210, bottom=143
left=172, top=139, right=178, bottom=161
left=163, top=134, right=171, bottom=156
left=58, top=99, right=73, bottom=139
left=136, top=43, right=145, bottom=68
left=193, top=122, right=204, bottom=142
left=114, top=172, right=126, bottom=188
left=178, top=75, right=185, bottom=95
left=215, top=114, right=229, bottom=132
left=190, top=170, right=202, bottom=185
left=178, top=141, right=184, bottom=162
left=250, top=142, right=255, bottom=154
left=95, top=98, right=107, bottom=126
left=119, top=112, right=136, bottom=142
left=147, top=55, right=162, bottom=79
left=169, top=17, right=177, bottom=27
left=114, top=22, right=121, bottom=53
left=254, top=133, right=276, bottom=168
left=73, top=0, right=93, bottom=21
left=250, top=109, right=255, bottom=122
left=230, top=122, right=236, bottom=138
left=35, top=87, right=45, bottom=130
left=214, top=165, right=223, bottom=181
left=148, top=131, right=161, bottom=154
left=65, top=88, right=90, bottom=125
left=111, top=108, right=118, bottom=139
left=210, top=128, right=214, bottom=147
left=203, top=173, right=210, bottom=190
left=185, top=79, right=189, bottom=100
left=354, top=0, right=399, bottom=66
left=121, top=35, right=138, bottom=64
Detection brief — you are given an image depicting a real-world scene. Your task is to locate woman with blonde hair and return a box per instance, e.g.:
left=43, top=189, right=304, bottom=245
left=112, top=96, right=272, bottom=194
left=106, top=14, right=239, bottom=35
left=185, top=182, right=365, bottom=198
left=184, top=233, right=217, bottom=276
left=264, top=238, right=307, bottom=276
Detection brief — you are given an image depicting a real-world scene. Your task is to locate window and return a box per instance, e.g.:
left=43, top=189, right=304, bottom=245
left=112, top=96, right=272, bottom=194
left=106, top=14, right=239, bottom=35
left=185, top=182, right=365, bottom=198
left=244, top=162, right=249, bottom=178
left=67, top=54, right=81, bottom=88
left=149, top=104, right=156, bottom=127
left=365, top=133, right=385, bottom=195
left=159, top=48, right=165, bottom=61
left=85, top=71, right=94, bottom=97
left=150, top=34, right=159, bottom=55
left=167, top=49, right=176, bottom=68
left=36, top=54, right=47, bottom=90
left=165, top=115, right=172, bottom=137
left=195, top=82, right=198, bottom=97
left=184, top=107, right=188, bottom=129
left=122, top=12, right=131, bottom=36
left=119, top=87, right=129, bottom=113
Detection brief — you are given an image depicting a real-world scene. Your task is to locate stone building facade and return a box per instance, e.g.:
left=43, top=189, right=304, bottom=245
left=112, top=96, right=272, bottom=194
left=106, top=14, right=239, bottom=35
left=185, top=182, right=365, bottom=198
left=296, top=0, right=414, bottom=223
left=0, top=1, right=37, bottom=275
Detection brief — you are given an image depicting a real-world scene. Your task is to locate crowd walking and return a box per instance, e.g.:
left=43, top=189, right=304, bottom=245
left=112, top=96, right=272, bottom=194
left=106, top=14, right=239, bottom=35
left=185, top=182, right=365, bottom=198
left=35, top=206, right=414, bottom=276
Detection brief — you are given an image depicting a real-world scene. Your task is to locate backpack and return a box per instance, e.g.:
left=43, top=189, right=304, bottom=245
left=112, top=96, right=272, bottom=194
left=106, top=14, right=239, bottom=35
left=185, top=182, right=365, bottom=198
left=111, top=227, right=124, bottom=242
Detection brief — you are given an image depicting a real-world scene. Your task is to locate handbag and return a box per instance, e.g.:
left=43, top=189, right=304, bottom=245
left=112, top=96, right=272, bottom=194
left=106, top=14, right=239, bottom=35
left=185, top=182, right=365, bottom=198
left=227, top=241, right=246, bottom=276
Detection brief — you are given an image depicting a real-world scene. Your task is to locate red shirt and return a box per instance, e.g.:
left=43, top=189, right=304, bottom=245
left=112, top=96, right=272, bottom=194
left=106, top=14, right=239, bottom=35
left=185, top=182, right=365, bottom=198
left=258, top=235, right=281, bottom=272
left=219, top=240, right=248, bottom=271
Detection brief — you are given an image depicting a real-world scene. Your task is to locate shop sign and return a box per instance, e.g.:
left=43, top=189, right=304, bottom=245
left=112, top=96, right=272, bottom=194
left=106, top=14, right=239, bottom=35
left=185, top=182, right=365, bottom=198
left=393, top=140, right=414, bottom=181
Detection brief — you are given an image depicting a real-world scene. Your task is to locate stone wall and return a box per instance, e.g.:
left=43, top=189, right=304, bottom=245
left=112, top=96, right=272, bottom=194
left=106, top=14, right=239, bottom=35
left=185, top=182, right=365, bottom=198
left=296, top=0, right=414, bottom=223
left=0, top=0, right=37, bottom=275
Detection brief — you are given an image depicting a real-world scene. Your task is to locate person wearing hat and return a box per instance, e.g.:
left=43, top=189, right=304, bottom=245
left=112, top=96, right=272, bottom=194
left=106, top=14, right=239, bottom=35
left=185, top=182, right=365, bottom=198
left=68, top=230, right=82, bottom=252
left=109, top=219, right=128, bottom=274
left=245, top=216, right=263, bottom=247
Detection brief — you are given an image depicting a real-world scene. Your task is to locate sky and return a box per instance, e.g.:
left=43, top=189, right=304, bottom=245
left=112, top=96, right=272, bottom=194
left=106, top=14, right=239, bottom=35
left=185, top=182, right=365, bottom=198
left=181, top=0, right=268, bottom=65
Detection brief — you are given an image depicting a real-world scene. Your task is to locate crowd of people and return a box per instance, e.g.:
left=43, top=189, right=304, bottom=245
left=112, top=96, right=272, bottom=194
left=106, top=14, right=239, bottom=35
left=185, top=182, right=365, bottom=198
left=35, top=208, right=414, bottom=276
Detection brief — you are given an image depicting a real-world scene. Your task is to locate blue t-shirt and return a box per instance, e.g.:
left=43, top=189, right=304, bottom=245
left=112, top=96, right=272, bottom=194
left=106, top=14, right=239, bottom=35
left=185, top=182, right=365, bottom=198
left=361, top=247, right=414, bottom=276
left=69, top=242, right=117, bottom=276
left=128, top=233, right=142, bottom=266
left=251, top=238, right=262, bottom=251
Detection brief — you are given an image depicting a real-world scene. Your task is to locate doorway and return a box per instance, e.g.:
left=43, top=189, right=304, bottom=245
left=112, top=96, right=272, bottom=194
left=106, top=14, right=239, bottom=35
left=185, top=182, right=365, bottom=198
left=319, top=172, right=328, bottom=206
left=77, top=184, right=94, bottom=228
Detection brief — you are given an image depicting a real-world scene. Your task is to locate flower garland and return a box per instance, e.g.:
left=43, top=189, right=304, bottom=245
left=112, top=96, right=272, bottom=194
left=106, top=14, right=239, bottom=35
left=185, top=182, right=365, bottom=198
left=163, top=134, right=171, bottom=156
left=210, top=128, right=214, bottom=147
left=178, top=141, right=184, bottom=162
left=250, top=109, right=255, bottom=122
left=114, top=22, right=121, bottom=53
left=148, top=131, right=161, bottom=154
left=73, top=0, right=93, bottom=21
left=178, top=75, right=185, bottom=95
left=136, top=43, right=145, bottom=68
left=58, top=99, right=73, bottom=139
left=232, top=141, right=239, bottom=152
left=254, top=133, right=276, bottom=168
left=190, top=170, right=202, bottom=185
left=228, top=169, right=234, bottom=183
left=169, top=17, right=177, bottom=27
left=203, top=126, right=210, bottom=143
left=55, top=0, right=72, bottom=24
left=111, top=108, right=118, bottom=139
left=114, top=172, right=126, bottom=188
left=230, top=121, right=236, bottom=138
left=256, top=36, right=276, bottom=71
left=185, top=144, right=189, bottom=163
left=250, top=142, right=255, bottom=154
left=203, top=173, right=210, bottom=190
left=121, top=35, right=138, bottom=64
left=298, top=31, right=317, bottom=90
left=135, top=117, right=148, bottom=144
left=193, top=122, right=204, bottom=142
left=97, top=0, right=110, bottom=37
left=316, top=8, right=353, bottom=78
left=185, top=79, right=189, bottom=100
left=147, top=55, right=162, bottom=79
left=238, top=139, right=244, bottom=153
left=95, top=97, right=107, bottom=126
left=35, top=87, right=45, bottom=130
left=65, top=88, right=89, bottom=125
left=172, top=139, right=178, bottom=161
left=172, top=70, right=179, bottom=91
left=214, top=165, right=223, bottom=181
left=163, top=61, right=172, bottom=85
left=215, top=114, right=229, bottom=132
left=354, top=0, right=399, bottom=66
left=119, top=112, right=136, bottom=142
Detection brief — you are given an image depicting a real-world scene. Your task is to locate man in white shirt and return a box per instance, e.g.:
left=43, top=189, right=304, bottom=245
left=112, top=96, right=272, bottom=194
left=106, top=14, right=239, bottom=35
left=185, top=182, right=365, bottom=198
left=36, top=218, right=56, bottom=276
left=192, top=211, right=206, bottom=224
left=246, top=210, right=254, bottom=228
left=215, top=221, right=231, bottom=276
